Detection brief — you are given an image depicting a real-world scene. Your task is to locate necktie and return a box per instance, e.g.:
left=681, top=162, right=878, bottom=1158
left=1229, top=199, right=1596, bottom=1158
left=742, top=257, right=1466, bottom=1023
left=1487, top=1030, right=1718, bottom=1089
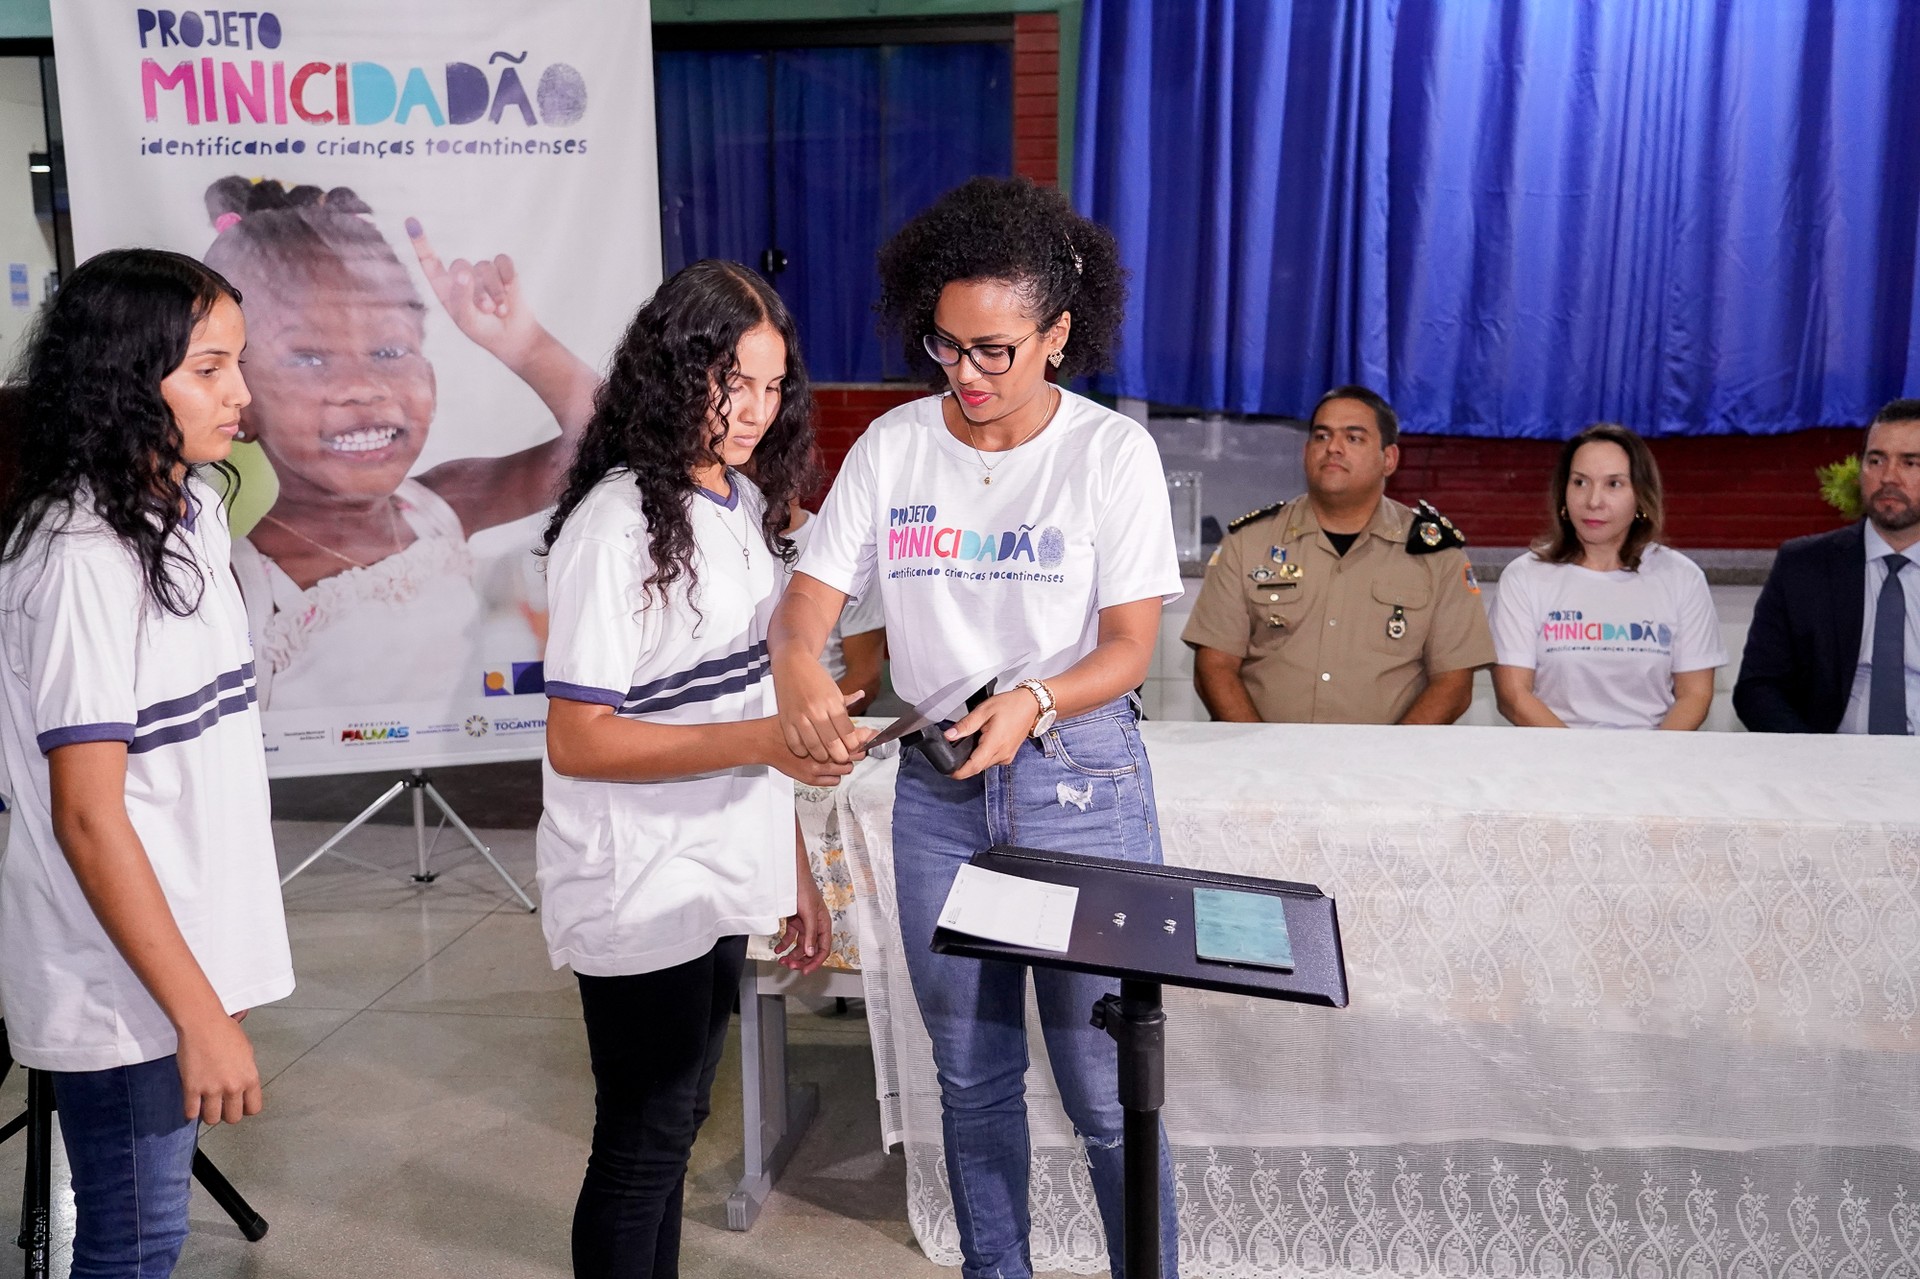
left=1868, top=553, right=1912, bottom=735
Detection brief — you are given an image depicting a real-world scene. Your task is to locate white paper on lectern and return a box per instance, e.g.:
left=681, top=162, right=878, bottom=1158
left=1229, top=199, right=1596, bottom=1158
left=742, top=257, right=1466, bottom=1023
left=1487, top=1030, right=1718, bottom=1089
left=937, top=865, right=1079, bottom=953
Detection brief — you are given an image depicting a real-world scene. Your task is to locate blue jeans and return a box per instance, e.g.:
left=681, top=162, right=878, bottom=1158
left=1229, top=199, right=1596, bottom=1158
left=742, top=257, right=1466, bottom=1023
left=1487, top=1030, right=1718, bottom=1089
left=892, top=695, right=1180, bottom=1279
left=51, top=1055, right=198, bottom=1279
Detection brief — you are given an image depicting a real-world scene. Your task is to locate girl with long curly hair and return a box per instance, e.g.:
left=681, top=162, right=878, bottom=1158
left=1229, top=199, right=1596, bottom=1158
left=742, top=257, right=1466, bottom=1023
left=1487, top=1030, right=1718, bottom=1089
left=769, top=176, right=1184, bottom=1278
left=538, top=258, right=842, bottom=1279
left=0, top=249, right=294, bottom=1277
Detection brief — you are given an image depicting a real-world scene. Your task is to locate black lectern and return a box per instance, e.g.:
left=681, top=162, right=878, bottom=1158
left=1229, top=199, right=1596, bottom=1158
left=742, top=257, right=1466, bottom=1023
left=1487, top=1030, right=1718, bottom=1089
left=931, top=845, right=1349, bottom=1279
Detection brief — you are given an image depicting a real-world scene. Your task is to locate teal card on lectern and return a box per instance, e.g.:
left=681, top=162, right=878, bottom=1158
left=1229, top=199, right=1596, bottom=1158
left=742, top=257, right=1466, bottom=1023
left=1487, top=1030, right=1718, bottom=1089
left=1192, top=887, right=1295, bottom=971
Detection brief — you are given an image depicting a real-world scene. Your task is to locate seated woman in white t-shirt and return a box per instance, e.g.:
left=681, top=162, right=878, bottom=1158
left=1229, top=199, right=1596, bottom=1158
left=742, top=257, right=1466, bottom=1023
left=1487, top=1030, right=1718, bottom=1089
left=770, top=177, right=1185, bottom=1279
left=536, top=260, right=845, bottom=1278
left=0, top=250, right=294, bottom=1276
left=1492, top=423, right=1726, bottom=729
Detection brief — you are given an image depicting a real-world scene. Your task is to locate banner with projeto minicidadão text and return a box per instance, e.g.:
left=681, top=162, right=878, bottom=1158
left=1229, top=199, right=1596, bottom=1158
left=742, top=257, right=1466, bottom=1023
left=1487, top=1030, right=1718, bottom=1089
left=52, top=1, right=661, bottom=777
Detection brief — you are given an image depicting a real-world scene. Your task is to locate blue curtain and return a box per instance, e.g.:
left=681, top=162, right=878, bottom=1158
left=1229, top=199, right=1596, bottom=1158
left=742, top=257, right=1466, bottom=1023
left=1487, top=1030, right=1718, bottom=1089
left=656, top=52, right=769, bottom=281
left=657, top=42, right=1013, bottom=382
left=1076, top=0, right=1920, bottom=437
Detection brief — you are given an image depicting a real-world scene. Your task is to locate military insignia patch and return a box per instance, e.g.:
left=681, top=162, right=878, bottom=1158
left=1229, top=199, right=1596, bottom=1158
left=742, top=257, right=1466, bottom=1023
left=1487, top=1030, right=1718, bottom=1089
left=1406, top=500, right=1467, bottom=555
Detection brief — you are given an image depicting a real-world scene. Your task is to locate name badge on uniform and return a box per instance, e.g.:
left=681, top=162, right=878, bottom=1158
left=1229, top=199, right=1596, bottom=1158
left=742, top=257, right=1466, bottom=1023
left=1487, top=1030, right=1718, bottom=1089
left=1387, top=604, right=1408, bottom=640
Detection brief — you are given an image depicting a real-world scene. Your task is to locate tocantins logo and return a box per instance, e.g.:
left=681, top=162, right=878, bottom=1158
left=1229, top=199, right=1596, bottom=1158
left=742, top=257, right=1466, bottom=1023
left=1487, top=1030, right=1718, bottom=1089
left=464, top=715, right=489, bottom=738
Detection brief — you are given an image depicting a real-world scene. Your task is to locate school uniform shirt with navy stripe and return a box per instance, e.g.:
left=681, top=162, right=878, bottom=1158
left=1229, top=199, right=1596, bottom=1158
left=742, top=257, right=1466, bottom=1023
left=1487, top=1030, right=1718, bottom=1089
left=537, top=469, right=795, bottom=977
left=0, top=478, right=294, bottom=1072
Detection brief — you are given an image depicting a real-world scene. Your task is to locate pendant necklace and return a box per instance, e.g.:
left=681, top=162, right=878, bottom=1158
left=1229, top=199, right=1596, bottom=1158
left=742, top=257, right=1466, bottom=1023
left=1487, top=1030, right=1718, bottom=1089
left=706, top=478, right=755, bottom=566
left=962, top=384, right=1061, bottom=485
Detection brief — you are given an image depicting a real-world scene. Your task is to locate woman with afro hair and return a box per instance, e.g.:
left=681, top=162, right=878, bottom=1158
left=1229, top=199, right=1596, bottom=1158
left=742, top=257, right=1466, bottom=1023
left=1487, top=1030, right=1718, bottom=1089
left=770, top=177, right=1184, bottom=1278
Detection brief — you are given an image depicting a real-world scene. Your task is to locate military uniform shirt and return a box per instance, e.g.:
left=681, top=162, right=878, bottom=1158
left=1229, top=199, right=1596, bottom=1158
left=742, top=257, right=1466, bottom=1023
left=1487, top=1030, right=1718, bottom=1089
left=1181, top=495, right=1496, bottom=724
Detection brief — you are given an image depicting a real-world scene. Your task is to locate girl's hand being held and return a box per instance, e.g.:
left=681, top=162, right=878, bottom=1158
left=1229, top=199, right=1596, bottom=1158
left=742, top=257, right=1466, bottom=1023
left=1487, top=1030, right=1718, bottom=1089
left=759, top=711, right=864, bottom=787
left=945, top=689, right=1041, bottom=781
left=772, top=659, right=872, bottom=766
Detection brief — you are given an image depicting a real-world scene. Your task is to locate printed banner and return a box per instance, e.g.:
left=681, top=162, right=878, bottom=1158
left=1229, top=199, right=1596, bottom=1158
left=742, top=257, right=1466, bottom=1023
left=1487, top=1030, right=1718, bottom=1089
left=51, top=0, right=660, bottom=776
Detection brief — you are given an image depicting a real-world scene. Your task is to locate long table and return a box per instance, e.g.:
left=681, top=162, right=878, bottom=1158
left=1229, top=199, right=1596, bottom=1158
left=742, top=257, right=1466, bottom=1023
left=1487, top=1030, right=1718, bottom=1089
left=834, top=723, right=1920, bottom=1278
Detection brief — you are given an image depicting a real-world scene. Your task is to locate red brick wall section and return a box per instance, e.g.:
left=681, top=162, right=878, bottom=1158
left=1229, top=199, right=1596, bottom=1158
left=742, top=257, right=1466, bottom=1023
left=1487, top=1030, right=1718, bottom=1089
left=811, top=384, right=922, bottom=498
left=1013, top=13, right=1060, bottom=186
left=1387, top=428, right=1865, bottom=550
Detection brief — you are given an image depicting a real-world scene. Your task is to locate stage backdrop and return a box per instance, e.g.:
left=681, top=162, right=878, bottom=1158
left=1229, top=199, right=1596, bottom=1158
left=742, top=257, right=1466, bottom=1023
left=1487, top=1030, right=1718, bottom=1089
left=52, top=0, right=660, bottom=777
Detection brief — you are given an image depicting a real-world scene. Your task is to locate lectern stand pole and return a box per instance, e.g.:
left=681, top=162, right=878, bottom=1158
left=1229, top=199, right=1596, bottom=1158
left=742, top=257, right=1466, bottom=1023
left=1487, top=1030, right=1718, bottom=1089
left=1093, top=978, right=1167, bottom=1279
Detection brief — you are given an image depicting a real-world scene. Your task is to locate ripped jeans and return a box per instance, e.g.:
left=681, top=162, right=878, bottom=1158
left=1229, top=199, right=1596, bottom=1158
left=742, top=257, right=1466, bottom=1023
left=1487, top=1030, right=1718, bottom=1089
left=892, top=695, right=1180, bottom=1279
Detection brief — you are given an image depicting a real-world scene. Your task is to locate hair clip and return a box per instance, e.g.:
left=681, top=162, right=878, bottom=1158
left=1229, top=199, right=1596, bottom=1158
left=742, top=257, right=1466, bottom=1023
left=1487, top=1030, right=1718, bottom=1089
left=1064, top=233, right=1083, bottom=275
left=213, top=212, right=243, bottom=233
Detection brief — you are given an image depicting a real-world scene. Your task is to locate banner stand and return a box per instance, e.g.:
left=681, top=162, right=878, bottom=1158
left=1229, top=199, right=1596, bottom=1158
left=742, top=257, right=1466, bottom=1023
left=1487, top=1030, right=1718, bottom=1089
left=279, top=770, right=536, bottom=914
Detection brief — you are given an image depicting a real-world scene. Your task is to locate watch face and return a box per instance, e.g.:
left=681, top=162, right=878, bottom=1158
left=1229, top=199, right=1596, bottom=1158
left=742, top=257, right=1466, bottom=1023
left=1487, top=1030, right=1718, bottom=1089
left=1031, top=710, right=1057, bottom=738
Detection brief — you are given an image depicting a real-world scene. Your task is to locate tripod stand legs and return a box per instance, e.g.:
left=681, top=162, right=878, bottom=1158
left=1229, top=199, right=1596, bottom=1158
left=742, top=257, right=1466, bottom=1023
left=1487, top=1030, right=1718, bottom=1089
left=280, top=770, right=536, bottom=912
left=18, top=1071, right=50, bottom=1279
left=3, top=1069, right=271, bottom=1272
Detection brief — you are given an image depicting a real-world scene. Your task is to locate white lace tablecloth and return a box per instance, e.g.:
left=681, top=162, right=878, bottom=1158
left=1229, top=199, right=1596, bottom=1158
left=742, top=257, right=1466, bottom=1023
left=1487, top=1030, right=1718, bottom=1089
left=837, top=723, right=1920, bottom=1278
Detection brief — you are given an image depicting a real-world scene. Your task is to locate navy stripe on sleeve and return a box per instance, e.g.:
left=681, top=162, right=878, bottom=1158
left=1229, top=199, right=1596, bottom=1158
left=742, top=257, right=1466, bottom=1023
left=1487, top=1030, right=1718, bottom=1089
left=622, top=641, right=767, bottom=706
left=37, top=722, right=137, bottom=754
left=621, top=660, right=769, bottom=717
left=545, top=681, right=628, bottom=708
left=133, top=662, right=256, bottom=727
left=127, top=687, right=256, bottom=755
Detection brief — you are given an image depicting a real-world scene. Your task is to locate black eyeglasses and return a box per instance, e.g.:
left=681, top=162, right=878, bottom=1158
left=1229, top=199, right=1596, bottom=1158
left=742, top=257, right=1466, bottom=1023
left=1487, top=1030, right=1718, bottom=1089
left=922, top=328, right=1041, bottom=376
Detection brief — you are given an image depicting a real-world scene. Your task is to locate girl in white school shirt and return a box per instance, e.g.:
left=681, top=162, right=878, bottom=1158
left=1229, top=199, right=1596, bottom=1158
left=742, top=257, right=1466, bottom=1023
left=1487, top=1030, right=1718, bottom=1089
left=536, top=259, right=841, bottom=1279
left=1492, top=423, right=1726, bottom=729
left=771, top=177, right=1185, bottom=1279
left=0, top=249, right=294, bottom=1277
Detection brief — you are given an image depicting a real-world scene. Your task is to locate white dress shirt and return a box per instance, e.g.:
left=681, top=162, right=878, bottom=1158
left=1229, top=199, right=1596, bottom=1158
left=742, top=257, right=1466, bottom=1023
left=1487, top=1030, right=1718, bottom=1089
left=1839, top=522, right=1920, bottom=734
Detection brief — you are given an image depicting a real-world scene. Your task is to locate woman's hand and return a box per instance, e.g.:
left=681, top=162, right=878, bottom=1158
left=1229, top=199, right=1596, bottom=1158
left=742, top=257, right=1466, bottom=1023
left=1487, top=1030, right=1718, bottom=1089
left=773, top=654, right=873, bottom=765
left=775, top=862, right=833, bottom=976
left=946, top=688, right=1041, bottom=780
left=406, top=218, right=545, bottom=368
left=175, top=1010, right=262, bottom=1126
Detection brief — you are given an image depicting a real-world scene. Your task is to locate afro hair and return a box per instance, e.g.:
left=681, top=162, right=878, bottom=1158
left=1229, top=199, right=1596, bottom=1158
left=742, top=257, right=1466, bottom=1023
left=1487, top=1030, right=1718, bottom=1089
left=877, top=176, right=1126, bottom=388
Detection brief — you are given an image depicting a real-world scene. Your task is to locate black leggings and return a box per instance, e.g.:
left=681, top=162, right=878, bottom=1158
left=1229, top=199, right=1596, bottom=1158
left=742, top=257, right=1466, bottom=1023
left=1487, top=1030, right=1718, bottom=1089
left=572, top=935, right=747, bottom=1279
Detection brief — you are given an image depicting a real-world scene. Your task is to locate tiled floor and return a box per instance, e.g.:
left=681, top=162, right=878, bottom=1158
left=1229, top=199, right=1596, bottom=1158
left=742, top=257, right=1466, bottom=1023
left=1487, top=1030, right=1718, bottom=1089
left=0, top=814, right=956, bottom=1279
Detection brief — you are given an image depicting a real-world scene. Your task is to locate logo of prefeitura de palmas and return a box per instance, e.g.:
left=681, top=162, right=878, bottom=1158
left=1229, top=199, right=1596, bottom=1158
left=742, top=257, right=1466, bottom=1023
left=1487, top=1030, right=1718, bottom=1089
left=135, top=9, right=589, bottom=134
left=340, top=721, right=409, bottom=744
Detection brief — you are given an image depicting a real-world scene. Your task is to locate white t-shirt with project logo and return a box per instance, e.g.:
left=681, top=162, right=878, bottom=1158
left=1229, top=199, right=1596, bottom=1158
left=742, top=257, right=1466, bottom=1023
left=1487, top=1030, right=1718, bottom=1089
left=1490, top=543, right=1726, bottom=729
left=796, top=390, right=1184, bottom=708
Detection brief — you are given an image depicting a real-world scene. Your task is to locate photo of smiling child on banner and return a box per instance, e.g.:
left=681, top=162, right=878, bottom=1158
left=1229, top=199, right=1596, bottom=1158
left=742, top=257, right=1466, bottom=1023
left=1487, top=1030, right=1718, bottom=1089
left=200, top=175, right=599, bottom=711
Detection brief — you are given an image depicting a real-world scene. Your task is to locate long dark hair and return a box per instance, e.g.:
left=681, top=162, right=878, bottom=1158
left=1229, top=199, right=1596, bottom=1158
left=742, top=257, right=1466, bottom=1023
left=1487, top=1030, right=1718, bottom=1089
left=878, top=175, right=1127, bottom=388
left=542, top=260, right=817, bottom=603
left=1, top=248, right=243, bottom=615
left=1536, top=423, right=1666, bottom=571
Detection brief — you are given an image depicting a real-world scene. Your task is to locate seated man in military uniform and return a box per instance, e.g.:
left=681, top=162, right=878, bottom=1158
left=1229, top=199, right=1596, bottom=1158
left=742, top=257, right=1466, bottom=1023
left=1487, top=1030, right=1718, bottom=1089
left=1183, top=385, right=1495, bottom=724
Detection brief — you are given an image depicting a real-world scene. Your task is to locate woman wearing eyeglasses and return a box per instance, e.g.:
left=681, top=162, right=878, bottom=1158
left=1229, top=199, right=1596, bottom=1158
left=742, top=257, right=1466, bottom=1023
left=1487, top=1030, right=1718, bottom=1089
left=769, top=176, right=1184, bottom=1279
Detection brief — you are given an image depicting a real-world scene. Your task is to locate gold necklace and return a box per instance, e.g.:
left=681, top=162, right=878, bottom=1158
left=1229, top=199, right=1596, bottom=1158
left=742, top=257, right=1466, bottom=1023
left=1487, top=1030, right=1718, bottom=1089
left=961, top=384, right=1061, bottom=486
left=259, top=502, right=403, bottom=571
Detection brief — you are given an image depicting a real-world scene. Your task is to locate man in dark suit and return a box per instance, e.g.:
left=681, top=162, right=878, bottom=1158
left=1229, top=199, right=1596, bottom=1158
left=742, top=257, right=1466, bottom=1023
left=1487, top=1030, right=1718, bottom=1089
left=1736, top=400, right=1920, bottom=733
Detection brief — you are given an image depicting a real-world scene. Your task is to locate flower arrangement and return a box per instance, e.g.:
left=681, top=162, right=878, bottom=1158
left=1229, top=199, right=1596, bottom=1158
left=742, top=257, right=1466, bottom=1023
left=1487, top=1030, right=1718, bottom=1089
left=1817, top=454, right=1864, bottom=520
